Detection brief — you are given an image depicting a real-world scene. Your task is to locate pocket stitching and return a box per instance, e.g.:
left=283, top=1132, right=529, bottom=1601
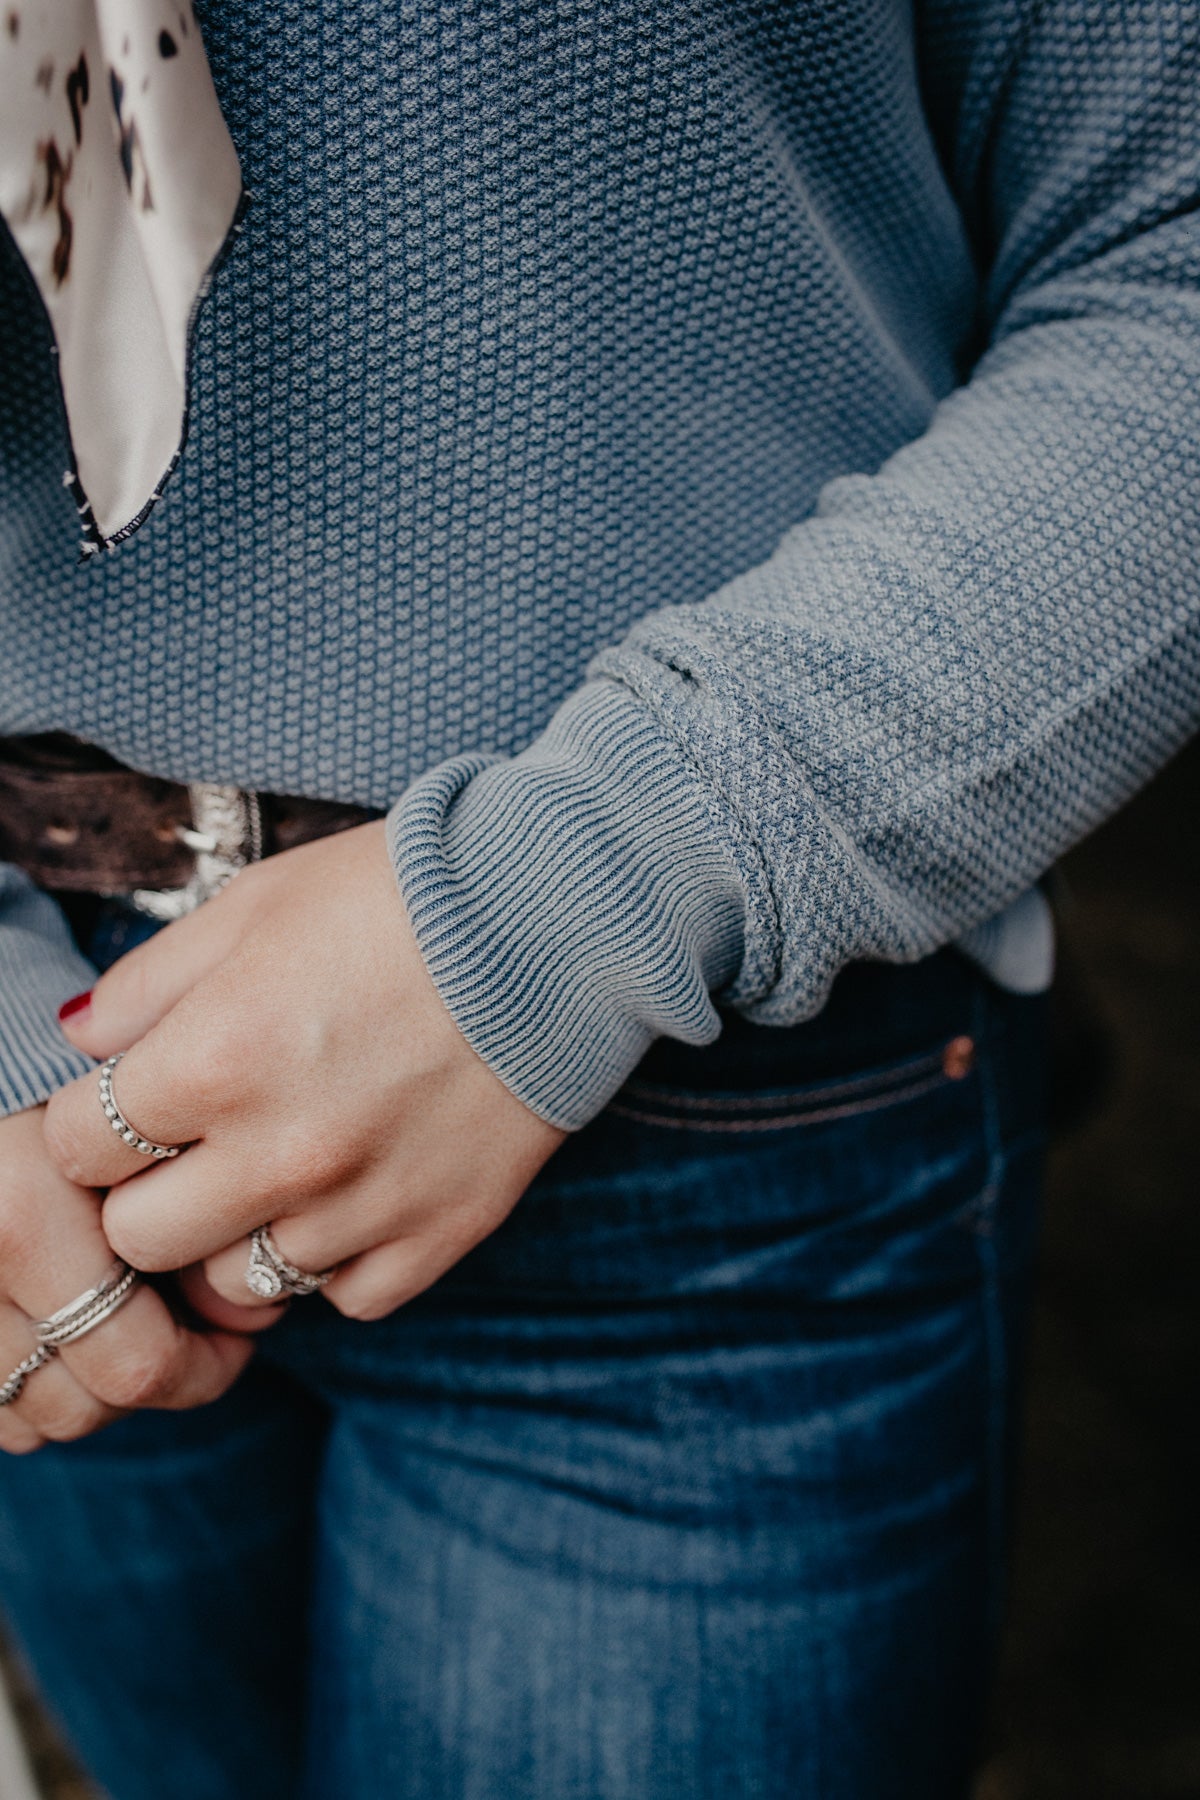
left=608, top=1063, right=959, bottom=1133
left=621, top=1046, right=947, bottom=1115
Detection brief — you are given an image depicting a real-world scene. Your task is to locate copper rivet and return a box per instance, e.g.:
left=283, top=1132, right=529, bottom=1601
left=942, top=1035, right=976, bottom=1080
left=154, top=819, right=182, bottom=843
left=43, top=823, right=79, bottom=847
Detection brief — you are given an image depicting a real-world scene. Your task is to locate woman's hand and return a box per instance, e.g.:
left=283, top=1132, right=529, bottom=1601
left=43, top=823, right=566, bottom=1324
left=0, top=1106, right=256, bottom=1455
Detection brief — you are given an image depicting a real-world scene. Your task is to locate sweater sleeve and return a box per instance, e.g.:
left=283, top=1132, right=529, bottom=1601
left=0, top=865, right=96, bottom=1115
left=389, top=0, right=1200, bottom=1130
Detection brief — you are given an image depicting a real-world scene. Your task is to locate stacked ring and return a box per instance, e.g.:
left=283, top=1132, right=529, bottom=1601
left=0, top=1260, right=141, bottom=1408
left=245, top=1225, right=335, bottom=1299
left=34, top=1260, right=141, bottom=1348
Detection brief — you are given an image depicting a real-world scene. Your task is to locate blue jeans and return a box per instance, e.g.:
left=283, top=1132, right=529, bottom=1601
left=0, top=940, right=1046, bottom=1800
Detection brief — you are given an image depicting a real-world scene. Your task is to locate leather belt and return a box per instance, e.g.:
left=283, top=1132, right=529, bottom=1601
left=0, top=734, right=382, bottom=919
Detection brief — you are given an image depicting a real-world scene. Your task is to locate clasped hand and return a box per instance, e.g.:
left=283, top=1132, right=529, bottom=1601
left=0, top=823, right=563, bottom=1452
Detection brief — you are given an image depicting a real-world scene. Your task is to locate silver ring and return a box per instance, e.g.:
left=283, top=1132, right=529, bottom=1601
left=33, top=1260, right=141, bottom=1348
left=0, top=1264, right=141, bottom=1408
left=0, top=1345, right=55, bottom=1407
left=245, top=1226, right=335, bottom=1299
left=98, top=1054, right=184, bottom=1159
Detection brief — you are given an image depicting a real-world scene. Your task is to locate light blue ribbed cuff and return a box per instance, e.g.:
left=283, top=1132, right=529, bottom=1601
left=387, top=680, right=747, bottom=1130
left=0, top=867, right=97, bottom=1116
left=955, top=887, right=1055, bottom=994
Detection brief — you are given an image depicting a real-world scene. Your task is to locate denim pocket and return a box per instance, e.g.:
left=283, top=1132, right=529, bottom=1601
left=606, top=1033, right=979, bottom=1135
left=453, top=1015, right=996, bottom=1317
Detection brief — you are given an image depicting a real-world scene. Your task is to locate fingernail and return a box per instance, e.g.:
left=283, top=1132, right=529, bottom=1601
left=58, top=990, right=93, bottom=1024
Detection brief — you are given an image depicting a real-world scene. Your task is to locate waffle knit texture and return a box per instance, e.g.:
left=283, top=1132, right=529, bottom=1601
left=0, top=0, right=1197, bottom=1124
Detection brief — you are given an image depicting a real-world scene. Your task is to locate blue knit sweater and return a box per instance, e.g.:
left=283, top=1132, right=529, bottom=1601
left=0, top=0, right=1197, bottom=1125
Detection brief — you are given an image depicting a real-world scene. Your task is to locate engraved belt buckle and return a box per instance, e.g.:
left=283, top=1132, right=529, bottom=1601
left=129, top=784, right=263, bottom=921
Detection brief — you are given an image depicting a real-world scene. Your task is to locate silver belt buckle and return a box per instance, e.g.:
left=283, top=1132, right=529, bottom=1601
left=129, top=784, right=263, bottom=921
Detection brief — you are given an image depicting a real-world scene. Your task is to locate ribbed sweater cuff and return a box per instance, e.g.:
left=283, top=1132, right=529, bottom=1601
left=387, top=680, right=746, bottom=1130
left=0, top=868, right=97, bottom=1116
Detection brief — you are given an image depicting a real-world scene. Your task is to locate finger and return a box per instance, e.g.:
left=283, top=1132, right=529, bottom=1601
left=0, top=1418, right=43, bottom=1455
left=96, top=1040, right=400, bottom=1268
left=176, top=1264, right=289, bottom=1334
left=46, top=936, right=311, bottom=1197
left=47, top=1281, right=257, bottom=1415
left=100, top=1140, right=277, bottom=1271
left=2, top=1341, right=121, bottom=1445
left=320, top=1236, right=455, bottom=1322
left=55, top=871, right=258, bottom=1060
left=43, top=1027, right=208, bottom=1193
left=5, top=1188, right=256, bottom=1416
left=0, top=1264, right=123, bottom=1447
left=0, top=1285, right=117, bottom=1453
left=199, top=1204, right=389, bottom=1312
left=0, top=1407, right=44, bottom=1454
left=0, top=1306, right=49, bottom=1455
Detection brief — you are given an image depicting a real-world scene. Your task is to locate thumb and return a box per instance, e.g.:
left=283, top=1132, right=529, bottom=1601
left=59, top=880, right=255, bottom=1058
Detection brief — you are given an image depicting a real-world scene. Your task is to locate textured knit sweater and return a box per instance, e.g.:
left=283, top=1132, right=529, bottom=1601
left=0, top=0, right=1197, bottom=1126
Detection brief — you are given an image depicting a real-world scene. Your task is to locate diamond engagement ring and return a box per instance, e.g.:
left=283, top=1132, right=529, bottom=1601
left=98, top=1054, right=185, bottom=1159
left=0, top=1261, right=141, bottom=1407
left=244, top=1226, right=335, bottom=1299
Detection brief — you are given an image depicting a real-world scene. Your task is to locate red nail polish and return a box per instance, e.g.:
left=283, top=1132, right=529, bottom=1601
left=58, top=990, right=93, bottom=1023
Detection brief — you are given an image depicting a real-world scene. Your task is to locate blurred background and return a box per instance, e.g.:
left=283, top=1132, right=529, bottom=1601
left=975, top=734, right=1200, bottom=1800
left=2, top=735, right=1198, bottom=1800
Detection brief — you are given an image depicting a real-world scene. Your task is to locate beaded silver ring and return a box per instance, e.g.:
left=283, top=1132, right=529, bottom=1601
left=98, top=1054, right=184, bottom=1159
